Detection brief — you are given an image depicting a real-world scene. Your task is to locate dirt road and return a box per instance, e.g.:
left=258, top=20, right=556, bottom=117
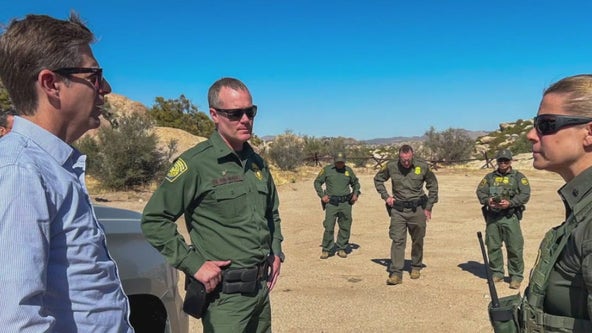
left=101, top=167, right=566, bottom=332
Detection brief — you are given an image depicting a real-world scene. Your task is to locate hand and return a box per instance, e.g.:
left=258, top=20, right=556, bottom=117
left=350, top=194, right=358, bottom=204
left=267, top=255, right=282, bottom=291
left=194, top=260, right=231, bottom=293
left=498, top=199, right=511, bottom=209
left=386, top=196, right=395, bottom=207
left=321, top=195, right=330, bottom=203
left=488, top=197, right=501, bottom=209
left=424, top=209, right=432, bottom=221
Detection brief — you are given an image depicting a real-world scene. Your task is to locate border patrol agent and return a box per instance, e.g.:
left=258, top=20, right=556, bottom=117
left=373, top=144, right=438, bottom=285
left=313, top=152, right=361, bottom=259
left=141, top=78, right=284, bottom=333
left=476, top=149, right=530, bottom=290
left=486, top=75, right=592, bottom=332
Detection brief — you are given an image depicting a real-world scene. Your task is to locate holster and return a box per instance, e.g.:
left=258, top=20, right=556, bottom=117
left=488, top=293, right=522, bottom=333
left=183, top=274, right=210, bottom=319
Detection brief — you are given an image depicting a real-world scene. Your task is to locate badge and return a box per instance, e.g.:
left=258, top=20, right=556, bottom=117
left=345, top=171, right=350, bottom=177
left=166, top=158, right=188, bottom=182
left=252, top=163, right=263, bottom=180
left=521, top=178, right=529, bottom=185
left=415, top=166, right=421, bottom=175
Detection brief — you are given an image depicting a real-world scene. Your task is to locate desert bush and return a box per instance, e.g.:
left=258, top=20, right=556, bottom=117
left=510, top=134, right=532, bottom=155
left=76, top=113, right=169, bottom=190
left=347, top=145, right=372, bottom=167
left=75, top=135, right=101, bottom=175
left=424, top=127, right=475, bottom=163
left=267, top=130, right=305, bottom=171
left=148, top=95, right=214, bottom=137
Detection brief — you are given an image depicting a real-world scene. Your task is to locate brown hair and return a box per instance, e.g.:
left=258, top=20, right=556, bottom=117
left=0, top=12, right=94, bottom=115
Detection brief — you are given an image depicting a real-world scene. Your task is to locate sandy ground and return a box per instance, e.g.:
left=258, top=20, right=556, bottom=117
left=98, top=165, right=566, bottom=333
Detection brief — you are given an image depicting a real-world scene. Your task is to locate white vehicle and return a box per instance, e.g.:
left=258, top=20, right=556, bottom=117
left=96, top=205, right=189, bottom=333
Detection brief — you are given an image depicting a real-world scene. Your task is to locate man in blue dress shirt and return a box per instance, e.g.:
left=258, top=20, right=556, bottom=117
left=0, top=13, right=133, bottom=332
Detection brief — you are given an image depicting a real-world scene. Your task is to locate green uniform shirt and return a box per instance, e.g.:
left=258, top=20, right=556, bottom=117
left=543, top=166, right=592, bottom=319
left=313, top=164, right=360, bottom=198
left=141, top=131, right=283, bottom=276
left=373, top=157, right=438, bottom=210
left=476, top=168, right=531, bottom=209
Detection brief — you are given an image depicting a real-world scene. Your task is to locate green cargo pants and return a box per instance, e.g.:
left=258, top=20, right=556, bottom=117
left=388, top=207, right=426, bottom=277
left=202, top=280, right=271, bottom=333
left=485, top=213, right=524, bottom=282
left=322, top=201, right=353, bottom=252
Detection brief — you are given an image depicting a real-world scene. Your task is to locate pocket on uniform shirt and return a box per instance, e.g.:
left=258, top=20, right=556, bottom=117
left=212, top=183, right=248, bottom=220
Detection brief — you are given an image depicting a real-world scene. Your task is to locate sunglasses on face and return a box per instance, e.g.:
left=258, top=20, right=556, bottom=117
left=52, top=67, right=104, bottom=92
left=213, top=105, right=257, bottom=121
left=497, top=159, right=511, bottom=164
left=533, top=114, right=592, bottom=136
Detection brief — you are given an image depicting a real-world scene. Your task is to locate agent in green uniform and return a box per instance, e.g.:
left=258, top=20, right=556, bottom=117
left=476, top=149, right=531, bottom=290
left=313, top=152, right=360, bottom=259
left=515, top=74, right=592, bottom=332
left=373, top=145, right=438, bottom=285
left=141, top=78, right=284, bottom=333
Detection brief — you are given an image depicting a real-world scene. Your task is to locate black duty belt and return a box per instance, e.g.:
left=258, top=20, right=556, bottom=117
left=221, top=260, right=269, bottom=294
left=392, top=195, right=427, bottom=212
left=329, top=194, right=352, bottom=205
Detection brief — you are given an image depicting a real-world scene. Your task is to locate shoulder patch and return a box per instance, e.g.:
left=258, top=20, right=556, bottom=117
left=165, top=158, right=188, bottom=182
left=479, top=178, right=488, bottom=187
left=415, top=166, right=421, bottom=175
left=317, top=168, right=325, bottom=177
left=521, top=178, right=529, bottom=185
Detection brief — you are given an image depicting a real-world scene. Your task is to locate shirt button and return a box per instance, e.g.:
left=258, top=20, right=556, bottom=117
left=573, top=189, right=579, bottom=197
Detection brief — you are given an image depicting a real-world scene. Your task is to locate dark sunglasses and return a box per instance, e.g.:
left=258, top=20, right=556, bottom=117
left=213, top=105, right=257, bottom=121
left=533, top=114, right=592, bottom=135
left=52, top=67, right=104, bottom=92
left=496, top=159, right=511, bottom=164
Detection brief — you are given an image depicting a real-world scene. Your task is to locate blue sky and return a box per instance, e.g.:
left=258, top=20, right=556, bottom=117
left=3, top=1, right=592, bottom=140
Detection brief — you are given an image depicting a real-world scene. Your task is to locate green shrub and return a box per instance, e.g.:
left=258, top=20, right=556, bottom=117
left=424, top=127, right=475, bottom=162
left=267, top=130, right=305, bottom=171
left=76, top=113, right=169, bottom=190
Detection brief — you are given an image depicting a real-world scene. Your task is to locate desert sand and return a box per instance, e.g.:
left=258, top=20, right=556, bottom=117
left=99, top=165, right=566, bottom=333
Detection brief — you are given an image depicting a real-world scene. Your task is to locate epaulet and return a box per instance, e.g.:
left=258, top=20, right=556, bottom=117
left=178, top=139, right=213, bottom=161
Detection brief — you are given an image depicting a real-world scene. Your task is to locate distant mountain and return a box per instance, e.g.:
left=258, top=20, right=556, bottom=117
left=362, top=135, right=426, bottom=145
left=262, top=129, right=488, bottom=145
left=362, top=129, right=488, bottom=145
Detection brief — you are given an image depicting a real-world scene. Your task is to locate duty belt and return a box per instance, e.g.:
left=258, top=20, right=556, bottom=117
left=392, top=195, right=427, bottom=212
left=221, top=260, right=269, bottom=294
left=329, top=194, right=352, bottom=205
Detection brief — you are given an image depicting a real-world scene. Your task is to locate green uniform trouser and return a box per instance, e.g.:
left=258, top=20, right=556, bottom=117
left=388, top=207, right=426, bottom=277
left=203, top=280, right=271, bottom=333
left=485, top=214, right=524, bottom=281
left=322, top=201, right=353, bottom=252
